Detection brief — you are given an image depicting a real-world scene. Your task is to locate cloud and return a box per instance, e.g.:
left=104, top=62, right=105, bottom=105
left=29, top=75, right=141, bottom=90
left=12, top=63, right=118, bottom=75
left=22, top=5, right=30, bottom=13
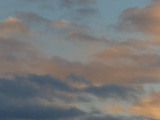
left=54, top=20, right=72, bottom=27
left=107, top=105, right=124, bottom=113
left=90, top=37, right=160, bottom=84
left=128, top=91, right=160, bottom=119
left=67, top=73, right=92, bottom=87
left=0, top=73, right=140, bottom=101
left=1, top=15, right=160, bottom=85
left=84, top=84, right=139, bottom=100
left=0, top=73, right=146, bottom=119
left=1, top=46, right=160, bottom=85
left=0, top=35, right=38, bottom=60
left=2, top=1, right=160, bottom=120
left=0, top=73, right=144, bottom=117
left=0, top=74, right=76, bottom=99
left=0, top=77, right=37, bottom=98
left=94, top=45, right=133, bottom=61
left=0, top=17, right=30, bottom=34
left=116, top=0, right=160, bottom=39
left=0, top=74, right=86, bottom=120
left=0, top=104, right=85, bottom=120
left=0, top=73, right=141, bottom=120
left=27, top=74, right=78, bottom=92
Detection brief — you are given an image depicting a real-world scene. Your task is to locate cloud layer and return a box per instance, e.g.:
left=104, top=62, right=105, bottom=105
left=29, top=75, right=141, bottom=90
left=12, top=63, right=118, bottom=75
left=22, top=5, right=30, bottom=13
left=1, top=0, right=160, bottom=120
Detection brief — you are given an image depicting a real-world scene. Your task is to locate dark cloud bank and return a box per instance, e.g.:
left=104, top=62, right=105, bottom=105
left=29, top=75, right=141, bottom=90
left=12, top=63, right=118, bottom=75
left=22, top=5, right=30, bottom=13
left=0, top=74, right=142, bottom=120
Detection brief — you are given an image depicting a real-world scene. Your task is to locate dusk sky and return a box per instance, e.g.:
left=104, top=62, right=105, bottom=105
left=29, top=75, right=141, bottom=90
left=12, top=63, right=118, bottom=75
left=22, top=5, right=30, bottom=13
left=1, top=0, right=160, bottom=120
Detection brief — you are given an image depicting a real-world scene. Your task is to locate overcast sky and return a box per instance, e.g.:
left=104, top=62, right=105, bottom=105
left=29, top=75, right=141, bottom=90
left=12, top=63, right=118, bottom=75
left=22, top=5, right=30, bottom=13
left=0, top=0, right=160, bottom=120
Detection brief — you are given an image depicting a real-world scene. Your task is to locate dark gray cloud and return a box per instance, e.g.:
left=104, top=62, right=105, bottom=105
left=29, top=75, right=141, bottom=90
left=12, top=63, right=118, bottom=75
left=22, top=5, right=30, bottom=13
left=0, top=104, right=85, bottom=120
left=0, top=73, right=143, bottom=120
left=0, top=74, right=85, bottom=120
left=27, top=74, right=78, bottom=92
left=0, top=74, right=78, bottom=98
left=0, top=73, right=141, bottom=100
left=0, top=77, right=37, bottom=98
left=84, top=84, right=140, bottom=100
left=67, top=73, right=92, bottom=86
left=0, top=73, right=141, bottom=101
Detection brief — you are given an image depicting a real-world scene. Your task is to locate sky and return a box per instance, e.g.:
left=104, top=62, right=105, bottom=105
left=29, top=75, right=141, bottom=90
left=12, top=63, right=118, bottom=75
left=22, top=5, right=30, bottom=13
left=1, top=0, right=160, bottom=120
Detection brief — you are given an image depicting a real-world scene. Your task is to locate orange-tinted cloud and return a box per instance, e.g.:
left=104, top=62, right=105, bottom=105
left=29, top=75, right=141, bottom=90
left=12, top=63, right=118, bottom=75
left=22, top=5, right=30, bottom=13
left=94, top=45, right=133, bottom=62
left=107, top=105, right=124, bottom=113
left=0, top=17, right=30, bottom=34
left=129, top=91, right=160, bottom=119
